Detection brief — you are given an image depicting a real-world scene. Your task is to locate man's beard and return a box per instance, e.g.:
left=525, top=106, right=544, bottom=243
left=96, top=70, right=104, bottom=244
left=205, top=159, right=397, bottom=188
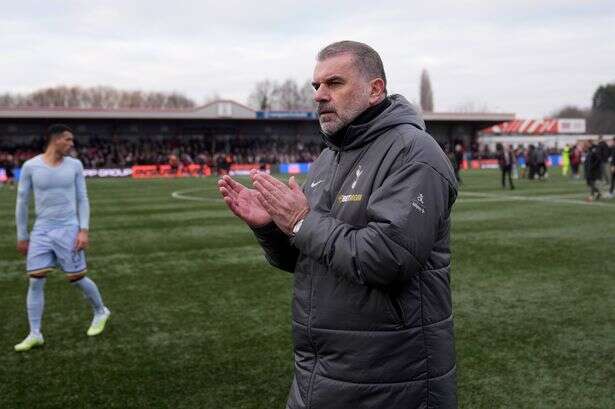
left=318, top=89, right=370, bottom=136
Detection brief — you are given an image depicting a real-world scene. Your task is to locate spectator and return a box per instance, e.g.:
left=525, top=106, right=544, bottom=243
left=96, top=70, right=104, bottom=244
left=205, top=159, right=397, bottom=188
left=570, top=144, right=582, bottom=179
left=597, top=135, right=611, bottom=186
left=534, top=143, right=548, bottom=180
left=584, top=141, right=602, bottom=202
left=496, top=143, right=515, bottom=190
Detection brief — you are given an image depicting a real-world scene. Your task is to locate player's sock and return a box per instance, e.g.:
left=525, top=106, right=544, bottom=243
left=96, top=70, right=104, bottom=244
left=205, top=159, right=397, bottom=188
left=27, top=277, right=46, bottom=337
left=72, top=277, right=106, bottom=315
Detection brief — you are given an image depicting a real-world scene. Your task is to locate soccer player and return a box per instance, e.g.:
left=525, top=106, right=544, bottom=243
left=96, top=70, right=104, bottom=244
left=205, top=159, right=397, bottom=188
left=14, top=124, right=110, bottom=352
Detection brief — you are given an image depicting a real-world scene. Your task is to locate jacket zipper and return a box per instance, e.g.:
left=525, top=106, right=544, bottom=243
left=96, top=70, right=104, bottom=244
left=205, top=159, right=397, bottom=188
left=328, top=137, right=345, bottom=208
left=307, top=137, right=346, bottom=407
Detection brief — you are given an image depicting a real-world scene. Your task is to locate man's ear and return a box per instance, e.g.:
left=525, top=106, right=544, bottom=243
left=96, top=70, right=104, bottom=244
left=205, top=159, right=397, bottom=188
left=369, top=78, right=386, bottom=104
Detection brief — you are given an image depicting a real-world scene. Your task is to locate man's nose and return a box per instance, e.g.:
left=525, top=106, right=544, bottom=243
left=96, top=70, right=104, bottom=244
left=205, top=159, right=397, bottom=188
left=314, top=86, right=329, bottom=103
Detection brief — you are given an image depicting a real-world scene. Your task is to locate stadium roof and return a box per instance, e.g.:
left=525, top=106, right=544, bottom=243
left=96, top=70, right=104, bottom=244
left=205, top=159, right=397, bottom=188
left=422, top=112, right=515, bottom=122
left=0, top=99, right=515, bottom=123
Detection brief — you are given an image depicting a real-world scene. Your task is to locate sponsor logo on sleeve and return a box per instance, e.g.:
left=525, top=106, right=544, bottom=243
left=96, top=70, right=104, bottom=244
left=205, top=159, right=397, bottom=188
left=412, top=193, right=426, bottom=214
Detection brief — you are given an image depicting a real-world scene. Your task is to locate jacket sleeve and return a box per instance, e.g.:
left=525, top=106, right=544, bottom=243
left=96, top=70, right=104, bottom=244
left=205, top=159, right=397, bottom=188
left=292, top=161, right=452, bottom=287
left=251, top=222, right=299, bottom=273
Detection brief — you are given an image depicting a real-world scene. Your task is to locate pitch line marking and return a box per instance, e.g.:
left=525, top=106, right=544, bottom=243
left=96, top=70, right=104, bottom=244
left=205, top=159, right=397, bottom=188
left=458, top=191, right=612, bottom=207
left=172, top=188, right=612, bottom=207
left=171, top=188, right=223, bottom=202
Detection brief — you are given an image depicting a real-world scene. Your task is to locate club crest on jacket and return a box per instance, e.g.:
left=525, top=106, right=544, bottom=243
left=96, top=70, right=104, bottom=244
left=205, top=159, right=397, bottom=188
left=351, top=165, right=363, bottom=189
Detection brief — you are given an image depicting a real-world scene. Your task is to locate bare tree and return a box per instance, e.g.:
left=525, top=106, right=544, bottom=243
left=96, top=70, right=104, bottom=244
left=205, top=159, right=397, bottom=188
left=299, top=80, right=316, bottom=111
left=165, top=92, right=194, bottom=109
left=451, top=99, right=490, bottom=113
left=0, top=93, right=14, bottom=107
left=551, top=105, right=589, bottom=118
left=0, top=85, right=196, bottom=109
left=420, top=69, right=434, bottom=112
left=119, top=90, right=143, bottom=109
left=248, top=80, right=276, bottom=110
left=68, top=86, right=81, bottom=108
left=273, top=79, right=302, bottom=110
left=84, top=86, right=116, bottom=108
left=143, top=92, right=164, bottom=109
left=202, top=92, right=221, bottom=105
left=248, top=79, right=316, bottom=111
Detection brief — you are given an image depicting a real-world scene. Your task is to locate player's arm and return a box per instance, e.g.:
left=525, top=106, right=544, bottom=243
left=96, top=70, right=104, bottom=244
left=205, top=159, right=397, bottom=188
left=15, top=163, right=32, bottom=254
left=75, top=161, right=90, bottom=250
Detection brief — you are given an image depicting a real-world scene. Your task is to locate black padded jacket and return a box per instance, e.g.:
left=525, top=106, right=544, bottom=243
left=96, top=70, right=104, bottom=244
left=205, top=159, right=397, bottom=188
left=253, top=94, right=459, bottom=409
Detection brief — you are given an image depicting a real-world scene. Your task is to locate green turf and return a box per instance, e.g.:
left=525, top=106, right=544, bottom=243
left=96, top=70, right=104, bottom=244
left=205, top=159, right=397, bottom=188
left=0, top=170, right=614, bottom=408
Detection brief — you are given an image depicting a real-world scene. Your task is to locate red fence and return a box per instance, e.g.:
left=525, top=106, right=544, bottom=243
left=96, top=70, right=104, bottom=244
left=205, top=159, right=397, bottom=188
left=131, top=163, right=270, bottom=179
left=132, top=164, right=212, bottom=179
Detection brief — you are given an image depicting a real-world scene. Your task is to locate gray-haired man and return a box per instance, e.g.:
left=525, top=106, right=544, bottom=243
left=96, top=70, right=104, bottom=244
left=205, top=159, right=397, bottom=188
left=219, top=41, right=458, bottom=409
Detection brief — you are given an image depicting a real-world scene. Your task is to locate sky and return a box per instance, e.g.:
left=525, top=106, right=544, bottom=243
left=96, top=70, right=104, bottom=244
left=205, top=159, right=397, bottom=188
left=1, top=0, right=614, bottom=118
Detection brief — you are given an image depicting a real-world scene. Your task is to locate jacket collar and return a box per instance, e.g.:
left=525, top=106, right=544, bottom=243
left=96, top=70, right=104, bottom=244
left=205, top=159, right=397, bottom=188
left=320, top=94, right=425, bottom=152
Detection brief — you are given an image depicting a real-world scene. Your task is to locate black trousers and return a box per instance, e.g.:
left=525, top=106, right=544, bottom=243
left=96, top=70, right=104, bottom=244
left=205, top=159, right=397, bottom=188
left=501, top=166, right=514, bottom=189
left=537, top=163, right=547, bottom=179
left=588, top=179, right=600, bottom=197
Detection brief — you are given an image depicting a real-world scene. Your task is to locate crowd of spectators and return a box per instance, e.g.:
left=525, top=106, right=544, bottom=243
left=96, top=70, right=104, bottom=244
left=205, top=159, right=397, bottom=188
left=468, top=142, right=564, bottom=160
left=2, top=135, right=609, bottom=179
left=0, top=150, right=38, bottom=168
left=443, top=138, right=615, bottom=183
left=0, top=135, right=322, bottom=169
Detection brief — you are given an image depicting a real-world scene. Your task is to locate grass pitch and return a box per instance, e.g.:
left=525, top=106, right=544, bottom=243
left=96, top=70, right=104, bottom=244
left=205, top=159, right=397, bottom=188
left=0, top=170, right=614, bottom=408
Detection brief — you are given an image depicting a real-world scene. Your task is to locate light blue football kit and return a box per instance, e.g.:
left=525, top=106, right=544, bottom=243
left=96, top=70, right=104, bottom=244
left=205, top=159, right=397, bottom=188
left=14, top=154, right=109, bottom=350
left=16, top=154, right=89, bottom=275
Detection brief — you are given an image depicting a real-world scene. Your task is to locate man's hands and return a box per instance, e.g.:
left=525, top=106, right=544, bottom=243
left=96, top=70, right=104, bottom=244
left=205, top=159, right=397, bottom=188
left=75, top=229, right=89, bottom=251
left=17, top=240, right=29, bottom=256
left=218, top=174, right=272, bottom=227
left=218, top=171, right=310, bottom=235
left=251, top=171, right=309, bottom=235
left=17, top=229, right=89, bottom=256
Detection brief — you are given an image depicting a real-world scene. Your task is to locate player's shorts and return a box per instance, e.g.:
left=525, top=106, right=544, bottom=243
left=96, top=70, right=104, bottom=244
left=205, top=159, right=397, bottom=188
left=27, top=225, right=87, bottom=278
